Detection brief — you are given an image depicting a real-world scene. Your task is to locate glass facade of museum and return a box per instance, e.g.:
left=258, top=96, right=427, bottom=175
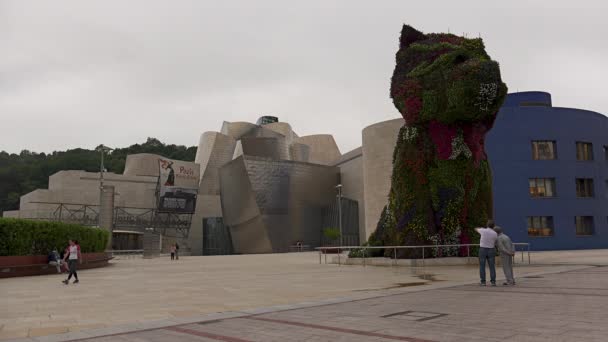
left=486, top=92, right=608, bottom=250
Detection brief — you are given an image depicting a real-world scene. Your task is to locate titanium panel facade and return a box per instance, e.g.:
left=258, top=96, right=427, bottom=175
left=220, top=156, right=340, bottom=253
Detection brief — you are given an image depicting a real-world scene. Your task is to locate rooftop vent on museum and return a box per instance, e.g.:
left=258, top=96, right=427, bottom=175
left=520, top=101, right=551, bottom=107
left=256, top=116, right=279, bottom=125
left=503, top=92, right=552, bottom=108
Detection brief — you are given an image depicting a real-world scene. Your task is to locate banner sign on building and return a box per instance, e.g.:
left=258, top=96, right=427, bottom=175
left=157, top=158, right=199, bottom=213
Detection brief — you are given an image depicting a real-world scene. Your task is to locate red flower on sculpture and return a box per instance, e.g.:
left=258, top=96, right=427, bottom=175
left=464, top=123, right=490, bottom=165
left=403, top=96, right=422, bottom=124
left=429, top=120, right=457, bottom=159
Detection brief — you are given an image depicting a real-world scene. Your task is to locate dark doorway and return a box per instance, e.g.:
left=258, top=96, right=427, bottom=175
left=203, top=218, right=234, bottom=255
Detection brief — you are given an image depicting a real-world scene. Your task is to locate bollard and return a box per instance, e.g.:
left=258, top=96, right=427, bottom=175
left=422, top=247, right=425, bottom=268
left=393, top=248, right=397, bottom=267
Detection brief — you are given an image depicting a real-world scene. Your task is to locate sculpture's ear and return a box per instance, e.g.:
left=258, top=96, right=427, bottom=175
left=399, top=25, right=426, bottom=48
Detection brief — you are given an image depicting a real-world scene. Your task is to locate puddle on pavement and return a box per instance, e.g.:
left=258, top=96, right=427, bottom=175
left=354, top=282, right=428, bottom=291
left=354, top=273, right=443, bottom=292
left=416, top=273, right=443, bottom=282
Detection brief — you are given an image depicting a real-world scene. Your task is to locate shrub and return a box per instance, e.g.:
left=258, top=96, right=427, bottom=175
left=0, top=218, right=109, bottom=256
left=322, top=227, right=341, bottom=242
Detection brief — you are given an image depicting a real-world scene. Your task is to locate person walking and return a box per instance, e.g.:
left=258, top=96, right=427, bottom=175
left=62, top=240, right=81, bottom=284
left=175, top=242, right=179, bottom=260
left=170, top=244, right=176, bottom=261
left=494, top=226, right=516, bottom=286
left=475, top=220, right=498, bottom=286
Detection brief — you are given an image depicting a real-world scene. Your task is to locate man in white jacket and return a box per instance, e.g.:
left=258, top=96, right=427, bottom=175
left=475, top=220, right=498, bottom=286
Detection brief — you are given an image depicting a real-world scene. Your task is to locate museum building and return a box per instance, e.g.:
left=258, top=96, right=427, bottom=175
left=3, top=92, right=607, bottom=253
left=486, top=91, right=608, bottom=250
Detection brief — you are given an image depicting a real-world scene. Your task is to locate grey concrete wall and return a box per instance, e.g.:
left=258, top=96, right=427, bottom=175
left=361, top=118, right=404, bottom=240
left=334, top=147, right=365, bottom=243
left=17, top=170, right=158, bottom=220
left=2, top=210, right=20, bottom=218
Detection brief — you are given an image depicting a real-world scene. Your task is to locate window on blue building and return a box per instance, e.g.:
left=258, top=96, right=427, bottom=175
left=575, top=216, right=594, bottom=236
left=576, top=178, right=594, bottom=198
left=527, top=216, right=554, bottom=237
left=604, top=146, right=608, bottom=161
left=529, top=178, right=556, bottom=197
left=532, top=141, right=557, bottom=160
left=576, top=142, right=593, bottom=161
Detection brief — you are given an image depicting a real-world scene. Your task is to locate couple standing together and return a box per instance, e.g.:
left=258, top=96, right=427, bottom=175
left=475, top=220, right=516, bottom=286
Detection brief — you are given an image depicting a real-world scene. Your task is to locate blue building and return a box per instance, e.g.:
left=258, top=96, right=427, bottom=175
left=487, top=91, right=608, bottom=250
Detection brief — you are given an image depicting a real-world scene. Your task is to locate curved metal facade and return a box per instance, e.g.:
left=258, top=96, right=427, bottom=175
left=219, top=155, right=341, bottom=253
left=486, top=92, right=608, bottom=250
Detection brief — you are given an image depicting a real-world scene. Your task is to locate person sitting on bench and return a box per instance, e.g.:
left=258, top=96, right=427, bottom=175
left=48, top=249, right=63, bottom=273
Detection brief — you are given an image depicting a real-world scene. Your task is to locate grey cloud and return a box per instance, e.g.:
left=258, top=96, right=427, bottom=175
left=1, top=0, right=606, bottom=154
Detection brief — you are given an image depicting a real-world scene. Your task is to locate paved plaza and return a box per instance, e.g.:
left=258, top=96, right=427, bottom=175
left=1, top=250, right=607, bottom=341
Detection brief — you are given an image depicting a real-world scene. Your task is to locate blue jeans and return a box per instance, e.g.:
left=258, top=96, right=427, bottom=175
left=479, top=247, right=496, bottom=284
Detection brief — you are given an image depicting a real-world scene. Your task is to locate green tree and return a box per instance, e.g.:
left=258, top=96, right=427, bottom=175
left=0, top=138, right=197, bottom=215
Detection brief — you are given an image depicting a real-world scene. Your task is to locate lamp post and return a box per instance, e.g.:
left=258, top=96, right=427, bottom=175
left=97, top=145, right=113, bottom=229
left=335, top=184, right=343, bottom=246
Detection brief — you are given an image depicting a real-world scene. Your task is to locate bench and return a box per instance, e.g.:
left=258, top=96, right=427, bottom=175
left=0, top=253, right=113, bottom=278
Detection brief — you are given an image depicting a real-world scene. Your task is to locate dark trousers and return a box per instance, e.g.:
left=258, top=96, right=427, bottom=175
left=171, top=253, right=175, bottom=260
left=479, top=247, right=496, bottom=284
left=67, top=259, right=78, bottom=280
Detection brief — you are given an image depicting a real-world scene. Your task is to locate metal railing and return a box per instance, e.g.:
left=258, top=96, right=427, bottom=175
left=289, top=245, right=312, bottom=252
left=315, top=243, right=531, bottom=266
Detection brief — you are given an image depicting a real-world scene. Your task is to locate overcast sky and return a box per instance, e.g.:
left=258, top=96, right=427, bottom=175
left=1, top=0, right=606, bottom=154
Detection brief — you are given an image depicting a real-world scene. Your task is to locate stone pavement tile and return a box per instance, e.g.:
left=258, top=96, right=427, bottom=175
left=134, top=329, right=218, bottom=342
left=26, top=328, right=69, bottom=339
left=0, top=330, right=29, bottom=340
left=502, top=334, right=604, bottom=342
left=67, top=324, right=107, bottom=332
left=30, top=331, right=93, bottom=342
left=177, top=318, right=421, bottom=342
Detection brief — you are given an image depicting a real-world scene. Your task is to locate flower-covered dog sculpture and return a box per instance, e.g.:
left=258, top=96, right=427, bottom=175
left=369, top=25, right=507, bottom=257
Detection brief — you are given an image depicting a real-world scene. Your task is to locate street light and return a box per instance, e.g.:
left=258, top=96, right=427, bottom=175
left=335, top=184, right=343, bottom=247
left=97, top=144, right=113, bottom=227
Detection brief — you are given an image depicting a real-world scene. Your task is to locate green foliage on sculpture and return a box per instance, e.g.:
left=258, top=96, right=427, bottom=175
left=370, top=25, right=507, bottom=258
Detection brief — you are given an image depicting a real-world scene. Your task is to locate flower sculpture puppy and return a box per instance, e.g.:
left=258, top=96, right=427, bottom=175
left=369, top=25, right=508, bottom=258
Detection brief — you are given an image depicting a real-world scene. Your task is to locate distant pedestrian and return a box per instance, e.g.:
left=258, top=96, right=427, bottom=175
left=175, top=242, right=179, bottom=260
left=62, top=240, right=81, bottom=284
left=494, top=226, right=516, bottom=286
left=475, top=220, right=498, bottom=286
left=170, top=244, right=176, bottom=261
